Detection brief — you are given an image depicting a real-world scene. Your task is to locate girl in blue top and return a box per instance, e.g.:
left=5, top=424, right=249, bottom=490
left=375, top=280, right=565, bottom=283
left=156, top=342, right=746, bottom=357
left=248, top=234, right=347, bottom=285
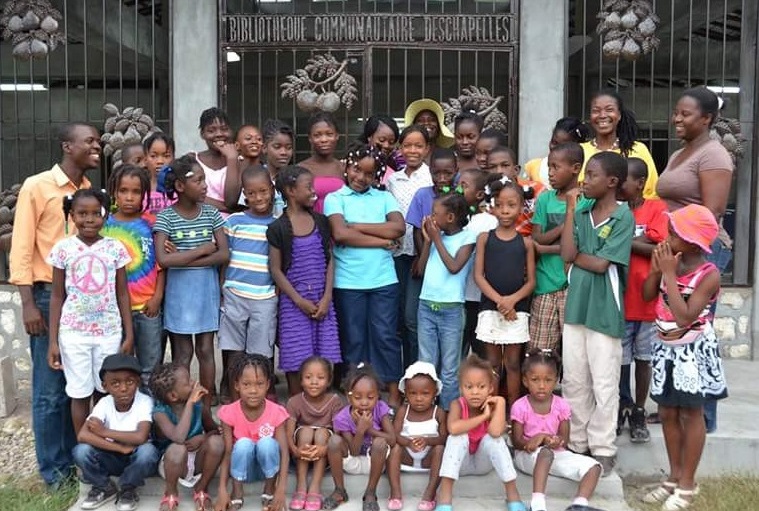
left=417, top=193, right=477, bottom=409
left=154, top=155, right=229, bottom=410
left=324, top=145, right=406, bottom=408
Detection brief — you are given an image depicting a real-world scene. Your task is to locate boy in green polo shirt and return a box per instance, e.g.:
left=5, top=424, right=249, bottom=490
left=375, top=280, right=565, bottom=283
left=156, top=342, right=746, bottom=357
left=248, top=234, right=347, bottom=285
left=560, top=151, right=634, bottom=475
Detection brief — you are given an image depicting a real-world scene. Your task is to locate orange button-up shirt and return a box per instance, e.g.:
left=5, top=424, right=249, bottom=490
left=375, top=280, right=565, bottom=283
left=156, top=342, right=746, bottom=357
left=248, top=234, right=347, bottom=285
left=9, top=164, right=91, bottom=285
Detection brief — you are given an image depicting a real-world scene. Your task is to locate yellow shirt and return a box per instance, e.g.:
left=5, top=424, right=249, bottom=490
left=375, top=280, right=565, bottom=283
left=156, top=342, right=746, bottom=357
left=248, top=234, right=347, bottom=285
left=9, top=165, right=91, bottom=285
left=580, top=141, right=659, bottom=199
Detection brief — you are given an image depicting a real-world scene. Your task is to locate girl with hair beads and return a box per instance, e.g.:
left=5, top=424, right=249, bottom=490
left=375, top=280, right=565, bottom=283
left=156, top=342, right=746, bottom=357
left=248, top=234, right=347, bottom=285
left=235, top=124, right=263, bottom=171
left=474, top=177, right=536, bottom=410
left=453, top=107, right=484, bottom=170
left=458, top=168, right=501, bottom=359
left=47, top=189, right=133, bottom=436
left=286, top=356, right=344, bottom=511
left=154, top=155, right=229, bottom=409
left=267, top=165, right=341, bottom=395
left=360, top=114, right=402, bottom=185
left=387, top=361, right=447, bottom=511
left=641, top=205, right=727, bottom=510
left=102, top=164, right=165, bottom=388
left=144, top=132, right=176, bottom=214
left=150, top=362, right=224, bottom=511
left=437, top=355, right=524, bottom=511
left=511, top=350, right=601, bottom=511
left=194, top=107, right=238, bottom=216
left=417, top=193, right=477, bottom=409
left=324, top=364, right=395, bottom=511
left=299, top=112, right=345, bottom=213
left=215, top=354, right=290, bottom=511
left=224, top=119, right=294, bottom=216
left=524, top=118, right=590, bottom=187
left=325, top=145, right=406, bottom=408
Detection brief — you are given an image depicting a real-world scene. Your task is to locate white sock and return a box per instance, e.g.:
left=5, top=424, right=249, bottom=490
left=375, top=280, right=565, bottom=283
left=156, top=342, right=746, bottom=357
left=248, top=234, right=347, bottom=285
left=530, top=493, right=547, bottom=511
left=573, top=497, right=589, bottom=507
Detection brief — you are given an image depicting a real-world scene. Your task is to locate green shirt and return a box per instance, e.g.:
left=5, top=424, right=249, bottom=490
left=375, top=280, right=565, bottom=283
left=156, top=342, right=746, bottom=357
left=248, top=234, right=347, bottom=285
left=564, top=202, right=634, bottom=338
left=532, top=191, right=593, bottom=295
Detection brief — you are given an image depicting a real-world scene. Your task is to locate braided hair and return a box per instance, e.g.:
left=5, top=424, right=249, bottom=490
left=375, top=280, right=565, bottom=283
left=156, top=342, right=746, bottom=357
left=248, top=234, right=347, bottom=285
left=262, top=119, right=294, bottom=145
left=345, top=143, right=385, bottom=184
left=522, top=348, right=561, bottom=376
left=198, top=107, right=230, bottom=131
left=160, top=154, right=201, bottom=201
left=228, top=353, right=273, bottom=390
left=459, top=354, right=498, bottom=384
left=343, top=363, right=382, bottom=395
left=307, top=111, right=339, bottom=134
left=298, top=356, right=334, bottom=386
left=552, top=117, right=590, bottom=144
left=454, top=103, right=484, bottom=133
left=149, top=362, right=186, bottom=403
left=589, top=90, right=639, bottom=156
left=62, top=188, right=110, bottom=234
left=482, top=174, right=534, bottom=210
left=143, top=132, right=176, bottom=154
left=274, top=164, right=312, bottom=201
left=107, top=163, right=150, bottom=213
left=437, top=193, right=470, bottom=229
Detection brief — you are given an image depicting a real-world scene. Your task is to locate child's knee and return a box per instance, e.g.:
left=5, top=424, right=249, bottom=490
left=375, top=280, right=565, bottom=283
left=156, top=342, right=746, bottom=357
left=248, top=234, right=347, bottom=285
left=328, top=434, right=344, bottom=452
left=72, top=443, right=96, bottom=465
left=313, top=428, right=331, bottom=445
left=205, top=434, right=225, bottom=456
left=658, top=406, right=678, bottom=423
left=430, top=444, right=444, bottom=459
left=536, top=447, right=554, bottom=464
left=232, top=437, right=256, bottom=457
left=164, top=443, right=189, bottom=465
left=257, top=436, right=279, bottom=454
left=296, top=428, right=315, bottom=446
left=371, top=437, right=388, bottom=456
left=133, top=442, right=160, bottom=465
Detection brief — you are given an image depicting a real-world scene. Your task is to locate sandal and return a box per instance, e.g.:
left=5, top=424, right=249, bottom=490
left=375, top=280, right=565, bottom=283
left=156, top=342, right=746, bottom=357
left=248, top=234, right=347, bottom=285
left=323, top=487, right=349, bottom=510
left=159, top=495, right=180, bottom=511
left=304, top=493, right=323, bottom=511
left=662, top=488, right=697, bottom=510
left=262, top=493, right=274, bottom=511
left=418, top=500, right=436, bottom=511
left=362, top=497, right=380, bottom=511
left=229, top=498, right=244, bottom=511
left=193, top=490, right=213, bottom=511
left=290, top=491, right=307, bottom=510
left=642, top=481, right=677, bottom=503
left=388, top=498, right=404, bottom=511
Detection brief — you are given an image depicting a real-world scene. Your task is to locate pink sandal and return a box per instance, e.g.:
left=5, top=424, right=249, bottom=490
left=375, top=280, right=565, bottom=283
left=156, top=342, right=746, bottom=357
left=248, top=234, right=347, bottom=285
left=417, top=500, right=436, bottom=511
left=192, top=490, right=213, bottom=511
left=304, top=493, right=323, bottom=511
left=388, top=498, right=404, bottom=511
left=159, top=494, right=179, bottom=511
left=290, top=491, right=307, bottom=510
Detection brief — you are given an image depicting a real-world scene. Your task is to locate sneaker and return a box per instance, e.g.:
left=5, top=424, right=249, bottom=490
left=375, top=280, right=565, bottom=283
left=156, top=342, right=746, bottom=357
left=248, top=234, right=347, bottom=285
left=629, top=406, right=651, bottom=443
left=616, top=406, right=631, bottom=436
left=81, top=482, right=118, bottom=509
left=593, top=455, right=616, bottom=477
left=116, top=486, right=139, bottom=511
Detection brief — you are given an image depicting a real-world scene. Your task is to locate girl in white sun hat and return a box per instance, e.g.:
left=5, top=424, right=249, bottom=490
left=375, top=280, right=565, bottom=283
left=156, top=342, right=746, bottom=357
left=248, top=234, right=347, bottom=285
left=387, top=361, right=448, bottom=511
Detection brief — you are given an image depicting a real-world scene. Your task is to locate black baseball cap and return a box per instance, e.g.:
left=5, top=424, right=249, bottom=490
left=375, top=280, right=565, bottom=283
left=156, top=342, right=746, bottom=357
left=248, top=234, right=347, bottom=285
left=99, top=353, right=142, bottom=380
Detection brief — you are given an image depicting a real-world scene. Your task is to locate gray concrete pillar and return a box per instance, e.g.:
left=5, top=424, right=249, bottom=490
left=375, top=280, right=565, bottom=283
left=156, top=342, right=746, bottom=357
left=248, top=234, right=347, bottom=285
left=171, top=0, right=218, bottom=155
left=518, top=0, right=567, bottom=163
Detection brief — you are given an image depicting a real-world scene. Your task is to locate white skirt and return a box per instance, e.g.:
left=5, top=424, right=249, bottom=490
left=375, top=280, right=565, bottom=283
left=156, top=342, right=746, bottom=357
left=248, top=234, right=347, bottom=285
left=475, top=310, right=530, bottom=345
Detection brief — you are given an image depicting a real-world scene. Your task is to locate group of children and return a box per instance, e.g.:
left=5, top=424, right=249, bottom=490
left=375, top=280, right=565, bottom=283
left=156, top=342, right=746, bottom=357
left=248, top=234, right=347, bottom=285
left=46, top=103, right=726, bottom=511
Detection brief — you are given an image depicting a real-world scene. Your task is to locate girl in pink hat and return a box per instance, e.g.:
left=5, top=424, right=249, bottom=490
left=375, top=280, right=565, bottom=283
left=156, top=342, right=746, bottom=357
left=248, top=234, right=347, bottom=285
left=641, top=204, right=727, bottom=510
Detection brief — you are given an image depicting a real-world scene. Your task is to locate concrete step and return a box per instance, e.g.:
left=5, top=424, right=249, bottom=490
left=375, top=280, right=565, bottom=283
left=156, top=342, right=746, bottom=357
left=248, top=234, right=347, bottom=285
left=69, top=494, right=634, bottom=511
left=76, top=469, right=624, bottom=502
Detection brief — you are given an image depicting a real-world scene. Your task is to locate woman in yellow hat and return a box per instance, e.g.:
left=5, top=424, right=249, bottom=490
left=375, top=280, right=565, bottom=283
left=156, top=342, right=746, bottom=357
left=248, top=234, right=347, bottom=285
left=404, top=99, right=455, bottom=163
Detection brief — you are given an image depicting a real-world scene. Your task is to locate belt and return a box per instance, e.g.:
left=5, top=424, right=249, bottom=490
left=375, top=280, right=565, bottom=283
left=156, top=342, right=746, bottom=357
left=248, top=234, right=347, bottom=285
left=33, top=282, right=53, bottom=292
left=421, top=299, right=461, bottom=312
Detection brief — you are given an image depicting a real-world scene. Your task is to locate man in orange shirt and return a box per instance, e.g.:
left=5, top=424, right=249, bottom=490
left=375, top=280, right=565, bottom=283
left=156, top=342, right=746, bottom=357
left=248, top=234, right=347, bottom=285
left=9, top=122, right=101, bottom=487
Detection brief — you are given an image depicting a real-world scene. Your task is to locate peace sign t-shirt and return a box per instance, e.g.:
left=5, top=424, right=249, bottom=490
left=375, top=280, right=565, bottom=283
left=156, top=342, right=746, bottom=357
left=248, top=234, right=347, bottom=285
left=47, top=236, right=131, bottom=337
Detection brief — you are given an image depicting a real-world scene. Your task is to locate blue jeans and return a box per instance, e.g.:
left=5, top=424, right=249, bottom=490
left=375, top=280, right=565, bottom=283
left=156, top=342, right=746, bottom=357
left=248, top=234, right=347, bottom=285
left=334, top=284, right=402, bottom=383
left=30, top=284, right=76, bottom=485
left=704, top=238, right=732, bottom=432
left=132, top=310, right=164, bottom=388
left=72, top=443, right=160, bottom=489
left=417, top=300, right=465, bottom=409
left=230, top=437, right=280, bottom=482
left=394, top=255, right=422, bottom=368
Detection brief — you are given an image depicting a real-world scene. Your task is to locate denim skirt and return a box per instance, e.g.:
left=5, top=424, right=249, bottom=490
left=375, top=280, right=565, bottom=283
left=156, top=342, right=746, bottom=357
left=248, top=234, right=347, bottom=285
left=164, top=266, right=220, bottom=334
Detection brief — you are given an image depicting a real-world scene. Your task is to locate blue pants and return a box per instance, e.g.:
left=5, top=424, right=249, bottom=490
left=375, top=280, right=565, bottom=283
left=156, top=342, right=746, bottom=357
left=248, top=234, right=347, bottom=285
left=394, top=255, right=423, bottom=369
left=417, top=300, right=465, bottom=409
left=132, top=310, right=164, bottom=388
left=334, top=284, right=402, bottom=384
left=73, top=443, right=160, bottom=489
left=30, top=284, right=76, bottom=485
left=230, top=437, right=280, bottom=482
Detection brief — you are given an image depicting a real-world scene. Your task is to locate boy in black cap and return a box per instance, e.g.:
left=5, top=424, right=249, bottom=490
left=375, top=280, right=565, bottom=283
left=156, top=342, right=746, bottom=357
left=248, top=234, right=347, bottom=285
left=72, top=353, right=160, bottom=510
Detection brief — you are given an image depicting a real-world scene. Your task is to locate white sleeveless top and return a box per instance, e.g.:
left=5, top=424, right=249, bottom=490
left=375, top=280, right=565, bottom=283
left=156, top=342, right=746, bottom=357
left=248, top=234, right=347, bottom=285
left=401, top=405, right=439, bottom=438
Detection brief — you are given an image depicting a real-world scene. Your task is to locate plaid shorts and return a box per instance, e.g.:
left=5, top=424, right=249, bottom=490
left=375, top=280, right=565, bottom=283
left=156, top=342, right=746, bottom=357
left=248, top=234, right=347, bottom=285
left=528, top=288, right=567, bottom=351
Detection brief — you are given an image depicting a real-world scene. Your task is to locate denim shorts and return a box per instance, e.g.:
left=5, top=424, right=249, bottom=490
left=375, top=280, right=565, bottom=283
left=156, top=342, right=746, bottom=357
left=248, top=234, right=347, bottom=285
left=622, top=321, right=656, bottom=365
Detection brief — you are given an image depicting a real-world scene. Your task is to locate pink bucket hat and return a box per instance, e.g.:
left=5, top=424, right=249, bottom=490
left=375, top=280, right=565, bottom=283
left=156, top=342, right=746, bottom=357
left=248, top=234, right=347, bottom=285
left=666, top=204, right=719, bottom=253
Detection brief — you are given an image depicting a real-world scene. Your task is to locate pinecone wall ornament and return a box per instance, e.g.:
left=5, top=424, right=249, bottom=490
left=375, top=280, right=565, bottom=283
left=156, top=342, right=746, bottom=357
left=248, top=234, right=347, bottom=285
left=280, top=53, right=358, bottom=113
left=597, top=0, right=660, bottom=61
left=100, top=103, right=162, bottom=171
left=710, top=116, right=745, bottom=168
left=0, top=0, right=66, bottom=61
left=441, top=86, right=508, bottom=132
left=0, top=184, right=21, bottom=252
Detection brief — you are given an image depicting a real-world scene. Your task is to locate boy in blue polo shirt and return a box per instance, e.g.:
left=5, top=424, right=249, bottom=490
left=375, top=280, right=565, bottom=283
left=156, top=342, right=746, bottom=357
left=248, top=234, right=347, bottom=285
left=560, top=152, right=634, bottom=476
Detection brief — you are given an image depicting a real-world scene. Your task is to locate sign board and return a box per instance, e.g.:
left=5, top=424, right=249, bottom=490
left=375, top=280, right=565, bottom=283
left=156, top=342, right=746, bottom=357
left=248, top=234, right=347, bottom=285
left=222, top=14, right=517, bottom=47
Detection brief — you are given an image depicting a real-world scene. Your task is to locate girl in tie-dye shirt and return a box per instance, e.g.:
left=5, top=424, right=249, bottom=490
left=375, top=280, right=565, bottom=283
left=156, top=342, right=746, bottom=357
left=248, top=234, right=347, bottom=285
left=102, top=164, right=166, bottom=387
